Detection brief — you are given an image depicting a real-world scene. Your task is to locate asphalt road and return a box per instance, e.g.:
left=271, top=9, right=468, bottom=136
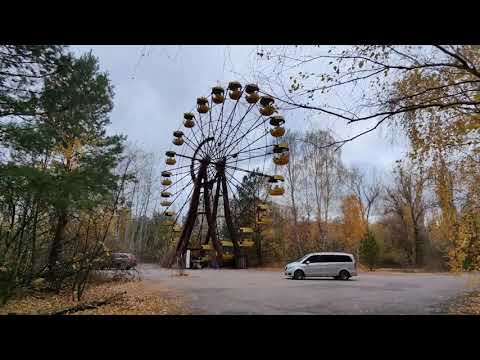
left=139, top=264, right=480, bottom=315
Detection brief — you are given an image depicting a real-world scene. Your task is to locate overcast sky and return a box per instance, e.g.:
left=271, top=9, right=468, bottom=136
left=72, top=45, right=408, bottom=175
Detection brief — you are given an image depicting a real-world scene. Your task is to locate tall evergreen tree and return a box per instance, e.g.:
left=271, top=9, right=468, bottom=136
left=0, top=49, right=126, bottom=295
left=0, top=45, right=68, bottom=118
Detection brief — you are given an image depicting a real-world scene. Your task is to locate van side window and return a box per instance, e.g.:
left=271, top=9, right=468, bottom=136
left=334, top=255, right=352, bottom=262
left=304, top=255, right=322, bottom=263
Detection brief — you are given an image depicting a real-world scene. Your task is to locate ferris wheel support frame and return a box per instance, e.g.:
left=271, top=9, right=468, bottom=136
left=172, top=155, right=246, bottom=268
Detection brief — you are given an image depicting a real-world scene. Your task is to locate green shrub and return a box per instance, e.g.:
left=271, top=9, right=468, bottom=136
left=360, top=232, right=379, bottom=271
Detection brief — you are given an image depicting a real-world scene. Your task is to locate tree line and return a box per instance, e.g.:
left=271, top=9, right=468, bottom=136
left=249, top=45, right=479, bottom=271
left=0, top=46, right=136, bottom=303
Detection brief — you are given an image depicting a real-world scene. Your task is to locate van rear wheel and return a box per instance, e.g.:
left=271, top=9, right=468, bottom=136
left=339, top=270, right=350, bottom=281
left=293, top=270, right=305, bottom=280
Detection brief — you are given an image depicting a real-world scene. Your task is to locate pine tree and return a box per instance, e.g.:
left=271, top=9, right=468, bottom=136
left=0, top=45, right=68, bottom=118
left=0, top=49, right=126, bottom=295
left=360, top=231, right=379, bottom=271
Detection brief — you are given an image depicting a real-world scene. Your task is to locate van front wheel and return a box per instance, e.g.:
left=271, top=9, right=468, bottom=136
left=293, top=270, right=305, bottom=280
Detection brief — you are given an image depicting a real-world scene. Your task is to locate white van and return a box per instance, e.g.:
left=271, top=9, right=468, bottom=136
left=284, top=252, right=357, bottom=280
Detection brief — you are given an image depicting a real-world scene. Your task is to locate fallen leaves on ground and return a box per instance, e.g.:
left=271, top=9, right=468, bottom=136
left=448, top=291, right=480, bottom=315
left=0, top=279, right=190, bottom=315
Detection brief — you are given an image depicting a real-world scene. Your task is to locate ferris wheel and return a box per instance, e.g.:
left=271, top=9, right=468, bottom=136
left=161, top=82, right=289, bottom=268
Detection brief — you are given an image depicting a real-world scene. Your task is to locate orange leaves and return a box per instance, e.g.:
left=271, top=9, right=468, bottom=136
left=0, top=279, right=189, bottom=315
left=341, top=194, right=366, bottom=252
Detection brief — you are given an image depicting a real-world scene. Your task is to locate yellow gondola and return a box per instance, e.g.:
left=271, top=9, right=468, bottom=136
left=240, top=227, right=254, bottom=233
left=161, top=191, right=172, bottom=198
left=161, top=200, right=172, bottom=207
left=257, top=215, right=273, bottom=224
left=260, top=105, right=275, bottom=116
left=197, top=97, right=209, bottom=113
left=165, top=150, right=176, bottom=165
left=173, top=225, right=182, bottom=233
left=201, top=244, right=213, bottom=250
left=270, top=126, right=285, bottom=137
left=173, top=138, right=184, bottom=146
left=262, top=228, right=274, bottom=237
left=240, top=240, right=255, bottom=247
left=161, top=178, right=173, bottom=186
left=162, top=220, right=174, bottom=226
left=257, top=204, right=269, bottom=211
left=269, top=186, right=285, bottom=196
left=270, top=115, right=286, bottom=138
left=259, top=96, right=275, bottom=116
left=245, top=84, right=260, bottom=104
left=273, top=153, right=289, bottom=165
left=268, top=175, right=285, bottom=196
left=269, top=115, right=285, bottom=127
left=173, top=130, right=184, bottom=146
left=212, top=86, right=225, bottom=104
left=228, top=81, right=242, bottom=100
left=184, top=112, right=195, bottom=128
left=221, top=240, right=234, bottom=247
left=273, top=142, right=289, bottom=152
left=164, top=211, right=175, bottom=217
left=161, top=170, right=172, bottom=177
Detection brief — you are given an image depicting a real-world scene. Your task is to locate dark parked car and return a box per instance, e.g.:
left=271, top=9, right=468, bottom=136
left=110, top=252, right=137, bottom=270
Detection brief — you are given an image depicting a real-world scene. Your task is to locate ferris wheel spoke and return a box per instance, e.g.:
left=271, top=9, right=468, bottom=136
left=162, top=171, right=193, bottom=192
left=225, top=151, right=273, bottom=166
left=224, top=143, right=274, bottom=159
left=189, top=126, right=203, bottom=150
left=224, top=164, right=271, bottom=178
left=206, top=98, right=216, bottom=155
left=225, top=169, right=258, bottom=195
left=211, top=98, right=226, bottom=146
left=169, top=185, right=195, bottom=226
left=169, top=168, right=191, bottom=178
left=189, top=128, right=210, bottom=160
left=215, top=93, right=243, bottom=149
left=189, top=126, right=209, bottom=159
left=166, top=163, right=197, bottom=173
left=171, top=178, right=194, bottom=197
left=197, top=113, right=208, bottom=146
left=218, top=102, right=253, bottom=157
left=224, top=175, right=240, bottom=203
left=221, top=105, right=257, bottom=155
left=206, top=167, right=215, bottom=182
left=200, top=118, right=216, bottom=157
left=175, top=152, right=201, bottom=161
left=224, top=107, right=261, bottom=153
left=182, top=135, right=200, bottom=153
left=226, top=130, right=270, bottom=159
left=223, top=116, right=268, bottom=157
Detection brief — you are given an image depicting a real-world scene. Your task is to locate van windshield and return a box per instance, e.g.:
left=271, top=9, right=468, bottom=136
left=295, top=255, right=309, bottom=263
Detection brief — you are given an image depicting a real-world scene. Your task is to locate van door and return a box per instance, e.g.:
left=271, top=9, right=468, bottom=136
left=302, top=255, right=322, bottom=276
left=318, top=255, right=335, bottom=276
left=327, top=255, right=343, bottom=276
